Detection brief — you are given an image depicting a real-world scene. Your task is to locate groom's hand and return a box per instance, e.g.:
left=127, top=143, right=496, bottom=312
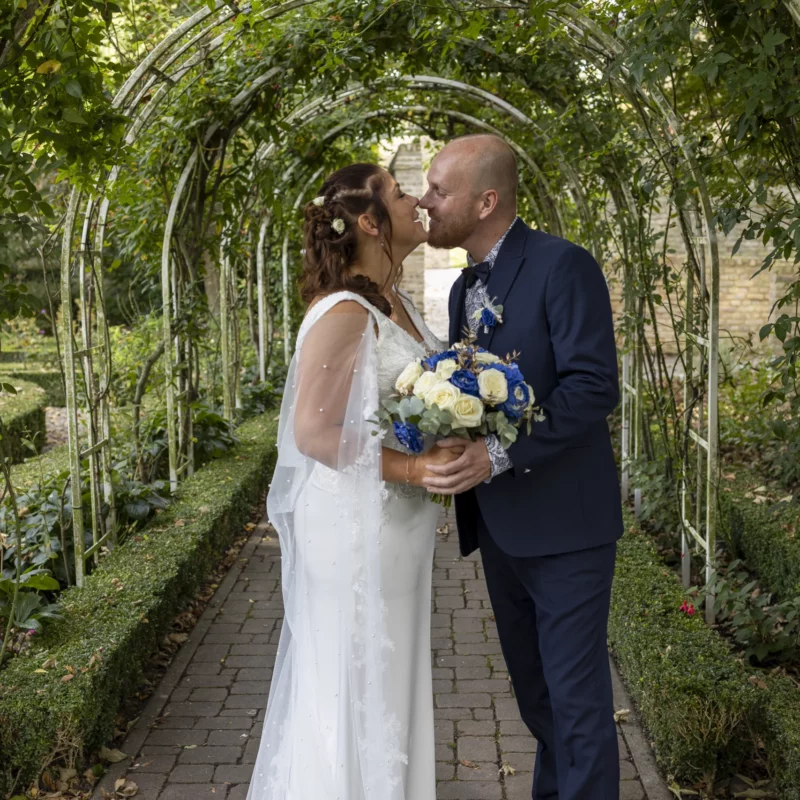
left=423, top=437, right=491, bottom=495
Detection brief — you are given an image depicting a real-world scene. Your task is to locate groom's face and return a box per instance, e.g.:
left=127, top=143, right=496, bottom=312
left=419, top=153, right=480, bottom=249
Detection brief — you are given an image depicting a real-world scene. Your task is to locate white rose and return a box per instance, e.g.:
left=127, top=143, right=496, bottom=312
left=413, top=370, right=441, bottom=401
left=475, top=351, right=502, bottom=364
left=451, top=394, right=485, bottom=429
left=478, top=369, right=509, bottom=405
left=427, top=381, right=461, bottom=412
left=435, top=358, right=458, bottom=380
left=524, top=382, right=536, bottom=409
left=395, top=359, right=424, bottom=394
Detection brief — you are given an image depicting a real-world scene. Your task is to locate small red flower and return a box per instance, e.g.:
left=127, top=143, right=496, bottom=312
left=687, top=603, right=695, bottom=616
left=680, top=601, right=688, bottom=613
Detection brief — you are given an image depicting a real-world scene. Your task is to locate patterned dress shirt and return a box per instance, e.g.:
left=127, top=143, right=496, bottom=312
left=464, top=217, right=521, bottom=480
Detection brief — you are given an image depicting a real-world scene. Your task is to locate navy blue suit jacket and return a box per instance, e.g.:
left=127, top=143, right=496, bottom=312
left=449, top=219, right=623, bottom=558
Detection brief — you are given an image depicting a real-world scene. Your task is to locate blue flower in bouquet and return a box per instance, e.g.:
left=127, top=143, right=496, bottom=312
left=499, top=381, right=530, bottom=420
left=449, top=369, right=480, bottom=397
left=422, top=350, right=458, bottom=371
left=393, top=421, right=424, bottom=453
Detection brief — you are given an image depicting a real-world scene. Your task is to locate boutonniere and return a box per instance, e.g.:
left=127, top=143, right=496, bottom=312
left=472, top=297, right=504, bottom=335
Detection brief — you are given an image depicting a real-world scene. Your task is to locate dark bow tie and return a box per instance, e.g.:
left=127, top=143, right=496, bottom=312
left=462, top=260, right=491, bottom=289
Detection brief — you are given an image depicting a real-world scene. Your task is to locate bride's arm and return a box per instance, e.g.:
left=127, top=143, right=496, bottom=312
left=294, top=299, right=462, bottom=482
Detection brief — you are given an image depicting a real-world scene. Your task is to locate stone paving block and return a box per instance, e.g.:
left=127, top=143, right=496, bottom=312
left=145, top=728, right=208, bottom=748
left=504, top=773, right=535, bottom=799
left=243, top=736, right=262, bottom=763
left=203, top=633, right=254, bottom=645
left=499, top=720, right=528, bottom=736
left=180, top=674, right=234, bottom=689
left=177, top=745, right=242, bottom=764
left=493, top=698, right=523, bottom=720
left=194, top=715, right=253, bottom=730
left=189, top=687, right=229, bottom=702
left=230, top=680, right=270, bottom=695
left=620, top=779, right=646, bottom=799
left=214, top=764, right=255, bottom=782
left=620, top=759, right=639, bottom=780
left=163, top=701, right=222, bottom=717
left=186, top=661, right=222, bottom=675
left=436, top=692, right=492, bottom=708
left=457, top=762, right=497, bottom=780
left=457, top=736, right=497, bottom=763
left=227, top=785, right=250, bottom=800
left=457, top=720, right=495, bottom=736
left=194, top=644, right=231, bottom=661
left=224, top=693, right=267, bottom=709
left=158, top=784, right=229, bottom=799
left=167, top=765, right=214, bottom=782
left=120, top=772, right=165, bottom=799
left=229, top=643, right=274, bottom=656
left=437, top=762, right=456, bottom=780
left=499, top=735, right=537, bottom=753
left=437, top=780, right=502, bottom=799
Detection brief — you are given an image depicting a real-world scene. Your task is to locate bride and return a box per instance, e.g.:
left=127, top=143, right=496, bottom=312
left=246, top=163, right=461, bottom=799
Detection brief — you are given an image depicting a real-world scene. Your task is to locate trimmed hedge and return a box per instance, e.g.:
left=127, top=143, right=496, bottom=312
left=609, top=514, right=761, bottom=786
left=719, top=467, right=800, bottom=600
left=760, top=674, right=800, bottom=800
left=7, top=442, right=71, bottom=493
left=5, top=370, right=65, bottom=407
left=0, top=378, right=47, bottom=464
left=0, top=412, right=279, bottom=795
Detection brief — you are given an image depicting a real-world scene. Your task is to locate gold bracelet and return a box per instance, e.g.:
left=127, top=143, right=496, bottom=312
left=405, top=455, right=411, bottom=485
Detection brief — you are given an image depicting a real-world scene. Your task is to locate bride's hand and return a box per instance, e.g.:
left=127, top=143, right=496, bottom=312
left=409, top=443, right=466, bottom=486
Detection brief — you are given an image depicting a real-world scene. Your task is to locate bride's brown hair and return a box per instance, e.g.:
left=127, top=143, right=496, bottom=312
left=300, top=163, right=398, bottom=316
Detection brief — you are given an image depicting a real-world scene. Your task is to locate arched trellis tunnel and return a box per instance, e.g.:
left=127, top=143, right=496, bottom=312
left=52, top=0, right=800, bottom=621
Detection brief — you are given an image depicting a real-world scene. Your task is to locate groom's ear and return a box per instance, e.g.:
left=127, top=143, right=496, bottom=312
left=357, top=213, right=380, bottom=238
left=478, top=189, right=500, bottom=220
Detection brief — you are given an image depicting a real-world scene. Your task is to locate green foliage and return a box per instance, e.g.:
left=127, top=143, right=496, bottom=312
left=608, top=516, right=760, bottom=787
left=0, top=411, right=278, bottom=795
left=719, top=467, right=800, bottom=602
left=0, top=379, right=46, bottom=465
left=706, top=560, right=800, bottom=666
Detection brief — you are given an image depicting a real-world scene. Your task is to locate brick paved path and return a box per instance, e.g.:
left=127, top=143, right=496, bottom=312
left=96, top=507, right=665, bottom=800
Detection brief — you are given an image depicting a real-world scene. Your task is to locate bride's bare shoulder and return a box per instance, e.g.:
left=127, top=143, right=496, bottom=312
left=305, top=294, right=370, bottom=318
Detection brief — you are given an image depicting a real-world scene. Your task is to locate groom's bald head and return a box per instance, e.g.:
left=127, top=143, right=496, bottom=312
left=436, top=135, right=518, bottom=212
left=420, top=134, right=519, bottom=250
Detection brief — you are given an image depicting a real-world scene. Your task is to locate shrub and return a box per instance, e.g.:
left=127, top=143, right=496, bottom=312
left=0, top=411, right=278, bottom=795
left=609, top=515, right=760, bottom=787
left=719, top=467, right=800, bottom=600
left=0, top=379, right=46, bottom=464
left=6, top=370, right=65, bottom=407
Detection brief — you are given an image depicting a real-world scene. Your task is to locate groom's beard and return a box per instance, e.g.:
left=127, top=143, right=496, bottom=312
left=426, top=212, right=476, bottom=249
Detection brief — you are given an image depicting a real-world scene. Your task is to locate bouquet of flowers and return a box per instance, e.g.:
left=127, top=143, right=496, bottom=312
left=376, top=338, right=544, bottom=505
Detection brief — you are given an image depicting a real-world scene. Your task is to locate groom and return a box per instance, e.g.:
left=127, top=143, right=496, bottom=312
left=419, top=134, right=623, bottom=800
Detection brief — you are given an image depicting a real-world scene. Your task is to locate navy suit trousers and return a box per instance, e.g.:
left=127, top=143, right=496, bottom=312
left=478, top=515, right=620, bottom=800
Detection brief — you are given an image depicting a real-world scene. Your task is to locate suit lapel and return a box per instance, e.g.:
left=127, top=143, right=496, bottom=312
left=449, top=274, right=467, bottom=345
left=480, top=218, right=529, bottom=350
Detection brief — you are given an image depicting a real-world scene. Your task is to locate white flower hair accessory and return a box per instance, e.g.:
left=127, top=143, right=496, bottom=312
left=312, top=196, right=325, bottom=207
left=332, top=217, right=346, bottom=234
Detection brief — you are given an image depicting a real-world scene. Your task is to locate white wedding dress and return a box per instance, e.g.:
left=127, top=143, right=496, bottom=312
left=246, top=289, right=444, bottom=800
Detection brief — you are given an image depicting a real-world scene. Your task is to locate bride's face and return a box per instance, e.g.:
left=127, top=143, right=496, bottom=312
left=381, top=171, right=428, bottom=261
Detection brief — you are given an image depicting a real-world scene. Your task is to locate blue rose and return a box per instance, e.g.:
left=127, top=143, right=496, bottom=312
left=498, top=381, right=530, bottom=420
left=480, top=308, right=498, bottom=328
left=393, top=421, right=425, bottom=454
left=422, top=350, right=457, bottom=371
left=448, top=369, right=480, bottom=397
